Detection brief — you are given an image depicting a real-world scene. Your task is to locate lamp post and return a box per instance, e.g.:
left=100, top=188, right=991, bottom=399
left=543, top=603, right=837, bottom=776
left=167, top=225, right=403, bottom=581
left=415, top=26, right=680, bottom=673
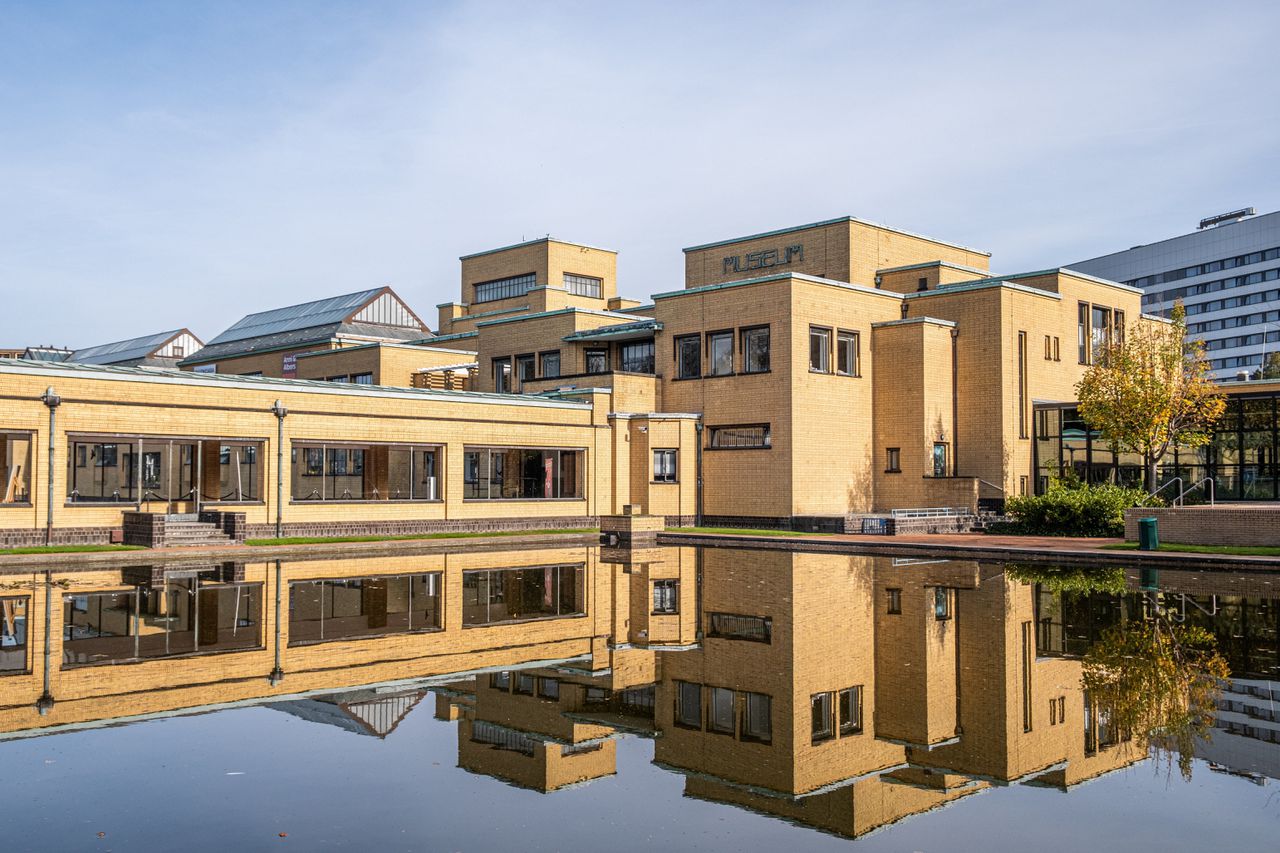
left=270, top=401, right=287, bottom=537
left=39, top=388, right=60, bottom=545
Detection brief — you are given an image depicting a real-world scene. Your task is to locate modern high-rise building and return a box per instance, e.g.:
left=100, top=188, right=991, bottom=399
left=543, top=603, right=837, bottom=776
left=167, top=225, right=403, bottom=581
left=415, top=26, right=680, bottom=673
left=1069, top=207, right=1280, bottom=379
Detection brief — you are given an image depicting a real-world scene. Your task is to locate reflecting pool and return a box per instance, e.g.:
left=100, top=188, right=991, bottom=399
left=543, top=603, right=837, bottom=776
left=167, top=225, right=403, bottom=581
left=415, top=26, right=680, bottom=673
left=0, top=546, right=1276, bottom=851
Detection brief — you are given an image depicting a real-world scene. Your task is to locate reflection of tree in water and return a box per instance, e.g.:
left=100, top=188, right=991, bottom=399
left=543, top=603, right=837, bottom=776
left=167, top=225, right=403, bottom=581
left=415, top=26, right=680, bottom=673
left=1081, top=599, right=1230, bottom=781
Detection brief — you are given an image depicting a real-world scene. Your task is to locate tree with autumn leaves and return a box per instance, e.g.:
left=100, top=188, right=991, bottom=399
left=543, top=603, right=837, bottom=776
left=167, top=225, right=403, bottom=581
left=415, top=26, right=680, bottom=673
left=1075, top=303, right=1225, bottom=492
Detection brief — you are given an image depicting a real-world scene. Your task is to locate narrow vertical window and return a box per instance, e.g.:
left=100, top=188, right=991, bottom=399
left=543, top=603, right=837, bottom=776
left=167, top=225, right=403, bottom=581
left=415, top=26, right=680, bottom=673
left=652, top=579, right=678, bottom=614
left=932, top=442, right=948, bottom=477
left=1022, top=620, right=1033, bottom=732
left=810, top=692, right=834, bottom=743
left=675, top=335, right=701, bottom=379
left=707, top=331, right=734, bottom=376
left=809, top=327, right=831, bottom=373
left=741, top=326, right=770, bottom=373
left=886, top=588, right=901, bottom=615
left=838, top=686, right=862, bottom=735
left=515, top=354, right=536, bottom=383
left=493, top=357, right=511, bottom=393
left=1018, top=331, right=1028, bottom=438
left=886, top=448, right=901, bottom=472
left=933, top=587, right=950, bottom=619
left=1078, top=302, right=1090, bottom=364
left=837, top=330, right=860, bottom=376
left=742, top=692, right=772, bottom=743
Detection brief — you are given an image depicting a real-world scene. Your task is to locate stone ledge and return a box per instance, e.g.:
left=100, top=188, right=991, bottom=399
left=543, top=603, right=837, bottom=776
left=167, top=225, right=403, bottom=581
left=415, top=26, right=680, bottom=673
left=1123, top=506, right=1280, bottom=547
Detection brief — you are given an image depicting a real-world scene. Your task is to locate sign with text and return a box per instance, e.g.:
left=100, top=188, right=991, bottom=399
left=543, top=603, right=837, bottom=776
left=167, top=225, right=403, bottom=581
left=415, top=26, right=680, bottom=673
left=722, top=244, right=803, bottom=275
left=282, top=354, right=298, bottom=378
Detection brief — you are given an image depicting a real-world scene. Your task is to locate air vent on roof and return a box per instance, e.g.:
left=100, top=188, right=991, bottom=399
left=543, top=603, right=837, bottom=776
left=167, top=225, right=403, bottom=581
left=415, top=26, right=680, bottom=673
left=1199, top=208, right=1255, bottom=230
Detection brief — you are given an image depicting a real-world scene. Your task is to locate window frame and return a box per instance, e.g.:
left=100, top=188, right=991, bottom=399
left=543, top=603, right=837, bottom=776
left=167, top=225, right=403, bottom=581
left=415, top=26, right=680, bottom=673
left=707, top=424, right=771, bottom=450
left=584, top=348, right=609, bottom=375
left=706, top=329, right=735, bottom=377
left=653, top=448, right=678, bottom=483
left=740, top=325, right=771, bottom=374
left=886, top=588, right=902, bottom=615
left=885, top=447, right=901, bottom=473
left=809, top=326, right=832, bottom=373
left=652, top=578, right=679, bottom=614
left=539, top=350, right=561, bottom=379
left=811, top=691, right=835, bottom=744
left=836, top=329, right=861, bottom=377
left=674, top=334, right=701, bottom=380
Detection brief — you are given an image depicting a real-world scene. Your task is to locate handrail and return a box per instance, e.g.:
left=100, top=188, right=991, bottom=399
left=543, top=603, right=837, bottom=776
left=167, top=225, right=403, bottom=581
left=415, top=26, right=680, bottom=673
left=1150, top=477, right=1182, bottom=503
left=1173, top=477, right=1215, bottom=506
left=976, top=478, right=1005, bottom=494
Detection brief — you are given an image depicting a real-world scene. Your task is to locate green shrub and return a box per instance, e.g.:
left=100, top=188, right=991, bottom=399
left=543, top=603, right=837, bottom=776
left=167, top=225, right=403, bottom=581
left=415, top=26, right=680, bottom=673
left=1002, top=482, right=1158, bottom=537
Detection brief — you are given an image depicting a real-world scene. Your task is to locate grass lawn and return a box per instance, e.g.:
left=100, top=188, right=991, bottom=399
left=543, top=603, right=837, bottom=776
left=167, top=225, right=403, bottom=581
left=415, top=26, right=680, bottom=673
left=667, top=526, right=835, bottom=538
left=0, top=544, right=146, bottom=556
left=1103, top=542, right=1280, bottom=557
left=244, top=528, right=599, bottom=547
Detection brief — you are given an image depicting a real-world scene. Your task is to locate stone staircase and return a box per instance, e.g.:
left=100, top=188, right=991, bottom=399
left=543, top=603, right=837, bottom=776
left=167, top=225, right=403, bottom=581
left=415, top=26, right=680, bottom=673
left=162, top=515, right=237, bottom=547
left=121, top=512, right=241, bottom=548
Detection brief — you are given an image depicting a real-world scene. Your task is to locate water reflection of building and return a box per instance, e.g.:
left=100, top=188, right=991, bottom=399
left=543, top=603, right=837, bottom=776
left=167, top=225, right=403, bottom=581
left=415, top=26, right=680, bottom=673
left=1, top=546, right=1269, bottom=841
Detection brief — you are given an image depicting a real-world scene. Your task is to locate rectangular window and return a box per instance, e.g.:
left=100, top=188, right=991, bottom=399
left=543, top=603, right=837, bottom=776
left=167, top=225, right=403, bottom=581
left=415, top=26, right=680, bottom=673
left=809, top=327, right=831, bottom=372
left=515, top=673, right=535, bottom=695
left=563, top=273, right=602, bottom=298
left=1078, top=302, right=1090, bottom=364
left=653, top=449, right=677, bottom=483
left=811, top=692, right=834, bottom=743
left=708, top=687, right=735, bottom=734
left=838, top=686, right=863, bottom=735
left=474, top=272, right=536, bottom=303
left=1114, top=309, right=1125, bottom=345
left=1022, top=621, right=1033, bottom=732
left=1092, top=305, right=1112, bottom=359
left=708, top=331, right=734, bottom=376
left=490, top=671, right=511, bottom=691
left=619, top=340, right=655, bottom=374
left=65, top=580, right=262, bottom=665
left=351, top=373, right=373, bottom=385
left=0, top=597, right=28, bottom=673
left=933, top=587, right=950, bottom=620
left=675, top=334, right=701, bottom=379
left=652, top=579, right=678, bottom=614
left=515, top=354, right=536, bottom=383
left=461, top=565, right=585, bottom=626
left=1018, top=331, right=1028, bottom=439
left=917, top=276, right=929, bottom=292
left=932, top=442, right=948, bottom=477
left=886, top=448, right=901, bottom=473
left=676, top=680, right=702, bottom=728
left=288, top=573, right=441, bottom=645
left=1, top=432, right=33, bottom=504
left=708, top=424, right=770, bottom=449
left=539, top=350, right=561, bottom=378
left=741, top=326, right=770, bottom=373
left=1053, top=336, right=1060, bottom=361
left=1044, top=334, right=1052, bottom=360
left=707, top=612, right=771, bottom=643
left=742, top=692, right=772, bottom=743
left=493, top=357, right=512, bottom=393
left=538, top=678, right=560, bottom=700
left=886, top=588, right=902, bottom=615
left=836, top=330, right=860, bottom=376
left=291, top=442, right=438, bottom=502
left=585, top=348, right=608, bottom=374
left=461, top=447, right=584, bottom=500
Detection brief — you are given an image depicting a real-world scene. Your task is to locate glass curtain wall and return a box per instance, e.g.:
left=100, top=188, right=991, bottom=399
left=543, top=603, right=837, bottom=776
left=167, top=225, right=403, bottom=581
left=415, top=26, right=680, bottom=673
left=291, top=443, right=442, bottom=501
left=288, top=573, right=442, bottom=645
left=462, top=447, right=583, bottom=499
left=460, top=565, right=586, bottom=626
left=68, top=436, right=265, bottom=505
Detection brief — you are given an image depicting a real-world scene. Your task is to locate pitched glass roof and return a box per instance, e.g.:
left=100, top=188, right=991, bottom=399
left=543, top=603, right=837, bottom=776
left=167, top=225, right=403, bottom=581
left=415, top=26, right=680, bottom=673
left=206, top=288, right=386, bottom=346
left=70, top=330, right=183, bottom=365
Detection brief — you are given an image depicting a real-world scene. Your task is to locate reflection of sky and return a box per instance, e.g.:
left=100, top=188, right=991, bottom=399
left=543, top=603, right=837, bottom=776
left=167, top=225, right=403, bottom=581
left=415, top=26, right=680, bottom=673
left=2, top=702, right=1275, bottom=852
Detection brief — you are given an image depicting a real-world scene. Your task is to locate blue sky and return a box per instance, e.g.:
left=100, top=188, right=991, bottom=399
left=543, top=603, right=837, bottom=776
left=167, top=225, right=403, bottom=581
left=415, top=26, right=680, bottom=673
left=3, top=0, right=1279, bottom=346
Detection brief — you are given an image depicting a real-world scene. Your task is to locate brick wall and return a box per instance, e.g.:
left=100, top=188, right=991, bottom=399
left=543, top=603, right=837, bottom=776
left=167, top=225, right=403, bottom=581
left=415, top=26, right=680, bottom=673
left=1123, top=506, right=1280, bottom=546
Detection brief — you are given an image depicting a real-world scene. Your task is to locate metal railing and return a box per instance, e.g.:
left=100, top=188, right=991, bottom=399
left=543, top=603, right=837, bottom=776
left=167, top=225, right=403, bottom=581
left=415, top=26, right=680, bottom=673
left=1150, top=477, right=1182, bottom=503
left=890, top=506, right=971, bottom=519
left=1174, top=477, right=1215, bottom=506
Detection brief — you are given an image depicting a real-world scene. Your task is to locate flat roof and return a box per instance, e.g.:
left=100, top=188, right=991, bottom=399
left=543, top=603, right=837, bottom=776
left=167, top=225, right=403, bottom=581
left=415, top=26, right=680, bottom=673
left=459, top=236, right=617, bottom=262
left=475, top=307, right=650, bottom=330
left=681, top=215, right=990, bottom=256
left=1073, top=208, right=1280, bottom=266
left=651, top=271, right=904, bottom=302
left=0, top=358, right=590, bottom=410
left=875, top=260, right=991, bottom=276
left=295, top=342, right=477, bottom=360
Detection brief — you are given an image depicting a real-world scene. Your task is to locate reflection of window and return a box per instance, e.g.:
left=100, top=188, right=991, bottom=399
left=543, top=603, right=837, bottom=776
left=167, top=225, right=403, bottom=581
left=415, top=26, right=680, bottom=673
left=676, top=680, right=702, bottom=728
left=675, top=335, right=701, bottom=379
left=708, top=331, right=733, bottom=376
left=886, top=448, right=901, bottom=473
left=838, top=686, right=862, bottom=735
left=491, top=671, right=511, bottom=690
left=932, top=442, right=948, bottom=477
left=305, top=448, right=324, bottom=476
left=97, top=445, right=118, bottom=468
left=743, top=692, right=772, bottom=743
left=0, top=597, right=28, bottom=672
left=741, top=326, right=770, bottom=373
left=811, top=692, right=834, bottom=743
left=886, top=588, right=901, bottom=615
left=708, top=687, right=735, bottom=734
left=538, top=678, right=560, bottom=700
left=652, top=579, right=678, bottom=614
left=653, top=449, right=677, bottom=483
left=515, top=674, right=535, bottom=695
left=934, top=587, right=950, bottom=620
left=708, top=424, right=770, bottom=449
left=707, top=612, right=771, bottom=643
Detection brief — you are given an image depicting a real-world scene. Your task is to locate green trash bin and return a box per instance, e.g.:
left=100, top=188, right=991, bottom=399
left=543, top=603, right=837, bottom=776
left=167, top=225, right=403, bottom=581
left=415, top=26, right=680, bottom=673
left=1138, top=517, right=1159, bottom=551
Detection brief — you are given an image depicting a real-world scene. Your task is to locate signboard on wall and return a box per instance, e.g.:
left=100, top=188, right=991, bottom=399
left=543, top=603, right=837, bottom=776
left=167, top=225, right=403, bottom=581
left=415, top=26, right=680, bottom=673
left=722, top=244, right=803, bottom=275
left=282, top=354, right=298, bottom=378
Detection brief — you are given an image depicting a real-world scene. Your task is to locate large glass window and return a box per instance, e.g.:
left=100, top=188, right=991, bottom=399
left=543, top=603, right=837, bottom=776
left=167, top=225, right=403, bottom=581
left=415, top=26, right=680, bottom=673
left=1, top=597, right=28, bottom=673
left=291, top=443, right=442, bottom=501
left=836, top=330, right=860, bottom=377
left=652, top=578, right=678, bottom=614
left=462, top=447, right=583, bottom=499
left=62, top=579, right=261, bottom=667
left=810, top=327, right=831, bottom=372
left=563, top=273, right=603, bottom=298
left=461, top=565, right=585, bottom=626
left=708, top=424, right=770, bottom=449
left=288, top=573, right=442, bottom=645
left=475, top=272, right=536, bottom=303
left=0, top=432, right=33, bottom=504
left=214, top=443, right=263, bottom=503
left=619, top=340, right=655, bottom=374
left=68, top=440, right=137, bottom=503
left=708, top=331, right=734, bottom=376
left=741, top=326, right=770, bottom=373
left=675, top=335, right=701, bottom=379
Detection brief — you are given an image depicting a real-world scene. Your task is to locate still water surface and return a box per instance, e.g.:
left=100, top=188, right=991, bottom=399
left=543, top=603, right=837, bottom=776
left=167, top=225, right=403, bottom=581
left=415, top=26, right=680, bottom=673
left=0, top=545, right=1276, bottom=851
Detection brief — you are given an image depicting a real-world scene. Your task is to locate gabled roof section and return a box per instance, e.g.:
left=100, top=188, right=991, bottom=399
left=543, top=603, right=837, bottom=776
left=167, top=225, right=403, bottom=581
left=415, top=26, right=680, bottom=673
left=70, top=329, right=195, bottom=365
left=21, top=346, right=73, bottom=362
left=206, top=287, right=424, bottom=347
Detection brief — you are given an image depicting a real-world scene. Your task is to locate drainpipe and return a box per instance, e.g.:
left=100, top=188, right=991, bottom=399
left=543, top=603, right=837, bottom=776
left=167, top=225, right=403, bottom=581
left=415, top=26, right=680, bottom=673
left=268, top=559, right=284, bottom=685
left=950, top=329, right=959, bottom=477
left=270, top=401, right=288, bottom=538
left=694, top=421, right=704, bottom=527
left=40, top=387, right=61, bottom=545
left=36, top=570, right=54, bottom=715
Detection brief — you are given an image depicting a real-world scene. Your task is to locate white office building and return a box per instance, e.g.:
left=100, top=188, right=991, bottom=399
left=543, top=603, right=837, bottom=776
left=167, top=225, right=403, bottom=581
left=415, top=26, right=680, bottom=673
left=1069, top=208, right=1280, bottom=379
